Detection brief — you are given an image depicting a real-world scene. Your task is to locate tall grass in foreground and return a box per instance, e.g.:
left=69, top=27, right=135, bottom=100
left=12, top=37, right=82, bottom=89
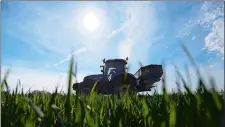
left=1, top=44, right=224, bottom=127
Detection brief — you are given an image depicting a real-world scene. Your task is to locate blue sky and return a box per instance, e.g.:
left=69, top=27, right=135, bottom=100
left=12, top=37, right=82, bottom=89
left=1, top=1, right=224, bottom=93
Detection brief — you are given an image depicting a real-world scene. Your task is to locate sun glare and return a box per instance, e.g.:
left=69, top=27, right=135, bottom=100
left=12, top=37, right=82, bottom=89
left=76, top=6, right=106, bottom=40
left=83, top=12, right=100, bottom=32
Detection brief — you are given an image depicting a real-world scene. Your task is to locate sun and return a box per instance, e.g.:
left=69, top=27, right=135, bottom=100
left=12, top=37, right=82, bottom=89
left=83, top=12, right=100, bottom=32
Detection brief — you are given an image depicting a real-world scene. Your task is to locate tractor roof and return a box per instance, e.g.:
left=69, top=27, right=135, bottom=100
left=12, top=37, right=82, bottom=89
left=134, top=64, right=162, bottom=74
left=105, top=59, right=127, bottom=64
left=140, top=64, right=162, bottom=70
left=84, top=74, right=103, bottom=80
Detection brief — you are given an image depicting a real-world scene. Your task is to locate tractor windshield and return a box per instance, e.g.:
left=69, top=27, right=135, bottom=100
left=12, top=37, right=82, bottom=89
left=105, top=62, right=125, bottom=75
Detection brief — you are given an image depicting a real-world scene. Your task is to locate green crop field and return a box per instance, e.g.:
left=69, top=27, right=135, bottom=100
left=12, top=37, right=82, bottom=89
left=1, top=45, right=224, bottom=127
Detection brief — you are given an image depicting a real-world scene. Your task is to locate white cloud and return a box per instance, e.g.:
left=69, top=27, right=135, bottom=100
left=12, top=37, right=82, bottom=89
left=198, top=2, right=224, bottom=28
left=204, top=19, right=224, bottom=59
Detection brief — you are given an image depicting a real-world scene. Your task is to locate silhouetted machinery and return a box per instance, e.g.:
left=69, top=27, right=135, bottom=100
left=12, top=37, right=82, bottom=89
left=73, top=58, right=163, bottom=94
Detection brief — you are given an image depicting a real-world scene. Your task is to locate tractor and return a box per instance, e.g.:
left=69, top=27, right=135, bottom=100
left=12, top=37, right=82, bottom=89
left=72, top=58, right=163, bottom=94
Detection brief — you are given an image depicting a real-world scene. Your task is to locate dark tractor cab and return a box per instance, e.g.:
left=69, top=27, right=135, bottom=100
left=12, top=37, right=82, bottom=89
left=97, top=58, right=137, bottom=94
left=100, top=58, right=127, bottom=79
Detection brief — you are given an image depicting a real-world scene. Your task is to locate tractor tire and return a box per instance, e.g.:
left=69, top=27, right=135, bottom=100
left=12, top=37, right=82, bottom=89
left=108, top=73, right=137, bottom=95
left=98, top=78, right=109, bottom=94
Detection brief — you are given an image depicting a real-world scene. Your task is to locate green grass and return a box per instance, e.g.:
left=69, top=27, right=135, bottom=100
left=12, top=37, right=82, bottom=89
left=1, top=44, right=224, bottom=127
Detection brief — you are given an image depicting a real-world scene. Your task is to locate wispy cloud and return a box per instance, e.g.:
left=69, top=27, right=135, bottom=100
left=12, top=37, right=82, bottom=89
left=53, top=47, right=87, bottom=67
left=3, top=3, right=85, bottom=56
left=117, top=2, right=158, bottom=72
left=106, top=26, right=125, bottom=39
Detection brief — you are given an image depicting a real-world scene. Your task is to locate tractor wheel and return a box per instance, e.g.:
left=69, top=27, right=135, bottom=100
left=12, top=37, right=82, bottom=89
left=98, top=79, right=109, bottom=94
left=81, top=88, right=91, bottom=94
left=109, top=74, right=137, bottom=95
left=113, top=84, right=137, bottom=95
